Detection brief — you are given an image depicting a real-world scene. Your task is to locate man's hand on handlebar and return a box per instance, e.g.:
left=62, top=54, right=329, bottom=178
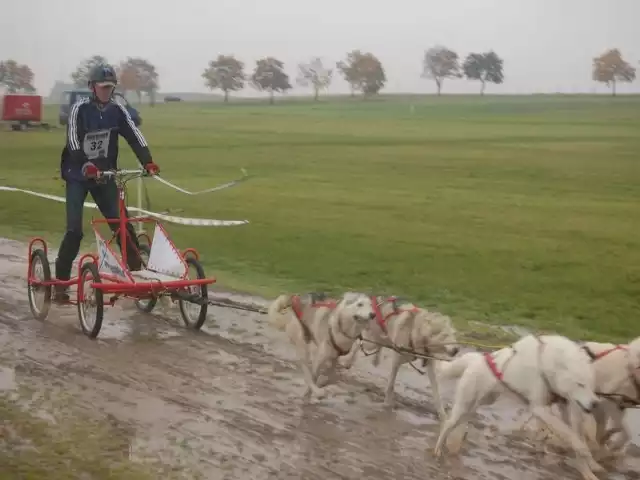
left=81, top=162, right=100, bottom=179
left=144, top=161, right=160, bottom=176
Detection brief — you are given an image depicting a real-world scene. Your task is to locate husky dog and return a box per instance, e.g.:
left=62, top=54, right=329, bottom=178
left=269, top=291, right=377, bottom=400
left=578, top=337, right=640, bottom=456
left=339, top=296, right=459, bottom=418
left=434, top=334, right=602, bottom=480
left=532, top=337, right=640, bottom=459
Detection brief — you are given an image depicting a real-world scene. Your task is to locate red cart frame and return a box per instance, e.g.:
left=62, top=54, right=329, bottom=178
left=26, top=168, right=216, bottom=339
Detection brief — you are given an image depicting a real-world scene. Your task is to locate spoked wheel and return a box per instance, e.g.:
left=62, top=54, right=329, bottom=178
left=134, top=243, right=158, bottom=313
left=77, top=262, right=104, bottom=339
left=28, top=249, right=52, bottom=321
left=178, top=257, right=208, bottom=330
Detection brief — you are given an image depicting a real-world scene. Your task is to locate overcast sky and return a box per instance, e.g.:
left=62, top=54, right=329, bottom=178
left=1, top=0, right=638, bottom=96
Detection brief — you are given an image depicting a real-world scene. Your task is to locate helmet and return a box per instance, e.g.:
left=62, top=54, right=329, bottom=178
left=87, top=64, right=118, bottom=88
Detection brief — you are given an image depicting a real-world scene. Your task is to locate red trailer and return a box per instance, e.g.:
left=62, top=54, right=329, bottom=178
left=1, top=94, right=48, bottom=131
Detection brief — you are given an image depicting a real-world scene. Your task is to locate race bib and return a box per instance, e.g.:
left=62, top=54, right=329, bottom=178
left=83, top=129, right=111, bottom=160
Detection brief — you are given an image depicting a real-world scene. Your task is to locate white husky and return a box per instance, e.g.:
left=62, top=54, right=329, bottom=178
left=578, top=337, right=640, bottom=455
left=434, top=334, right=603, bottom=480
left=339, top=296, right=459, bottom=418
left=268, top=291, right=377, bottom=400
left=535, top=337, right=640, bottom=458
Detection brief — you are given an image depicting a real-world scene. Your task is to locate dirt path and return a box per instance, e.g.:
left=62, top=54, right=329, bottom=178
left=0, top=237, right=638, bottom=479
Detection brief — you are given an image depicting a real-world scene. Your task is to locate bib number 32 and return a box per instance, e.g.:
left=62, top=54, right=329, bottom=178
left=83, top=129, right=111, bottom=160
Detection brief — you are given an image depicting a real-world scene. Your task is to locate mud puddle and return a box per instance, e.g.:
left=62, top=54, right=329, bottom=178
left=0, top=237, right=638, bottom=479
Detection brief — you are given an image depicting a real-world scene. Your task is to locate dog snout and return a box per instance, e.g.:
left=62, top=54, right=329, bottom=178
left=369, top=311, right=376, bottom=320
left=447, top=346, right=460, bottom=357
left=580, top=397, right=599, bottom=414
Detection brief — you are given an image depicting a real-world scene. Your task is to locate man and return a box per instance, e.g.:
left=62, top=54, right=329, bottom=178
left=54, top=63, right=160, bottom=303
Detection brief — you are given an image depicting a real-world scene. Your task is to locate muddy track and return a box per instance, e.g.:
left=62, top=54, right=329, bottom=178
left=0, top=237, right=638, bottom=479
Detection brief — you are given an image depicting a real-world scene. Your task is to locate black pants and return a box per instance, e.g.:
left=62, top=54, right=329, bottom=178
left=55, top=179, right=142, bottom=281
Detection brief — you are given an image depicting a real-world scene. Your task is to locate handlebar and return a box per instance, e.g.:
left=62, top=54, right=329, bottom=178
left=99, top=168, right=146, bottom=178
left=88, top=168, right=149, bottom=181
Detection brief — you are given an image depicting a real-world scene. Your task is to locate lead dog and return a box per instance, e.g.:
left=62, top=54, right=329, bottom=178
left=578, top=337, right=640, bottom=455
left=536, top=336, right=640, bottom=459
left=434, top=334, right=603, bottom=480
left=268, top=291, right=377, bottom=400
left=339, top=296, right=459, bottom=418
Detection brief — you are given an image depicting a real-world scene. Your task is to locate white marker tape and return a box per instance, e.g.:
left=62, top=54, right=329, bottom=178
left=0, top=186, right=249, bottom=227
left=152, top=168, right=250, bottom=195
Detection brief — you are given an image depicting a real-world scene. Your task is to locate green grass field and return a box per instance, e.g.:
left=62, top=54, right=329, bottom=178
left=1, top=94, right=639, bottom=341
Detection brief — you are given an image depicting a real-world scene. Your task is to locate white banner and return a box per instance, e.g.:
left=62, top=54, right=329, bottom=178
left=0, top=186, right=249, bottom=227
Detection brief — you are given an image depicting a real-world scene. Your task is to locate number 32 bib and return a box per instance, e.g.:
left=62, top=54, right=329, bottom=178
left=83, top=129, right=111, bottom=160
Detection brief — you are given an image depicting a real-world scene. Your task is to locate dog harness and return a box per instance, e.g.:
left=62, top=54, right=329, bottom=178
left=581, top=343, right=640, bottom=408
left=582, top=344, right=628, bottom=361
left=484, top=336, right=563, bottom=405
left=370, top=295, right=421, bottom=333
left=369, top=296, right=429, bottom=365
left=290, top=294, right=351, bottom=356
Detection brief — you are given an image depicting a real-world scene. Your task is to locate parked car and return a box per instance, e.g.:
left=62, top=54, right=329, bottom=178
left=58, top=90, right=142, bottom=126
left=164, top=95, right=182, bottom=102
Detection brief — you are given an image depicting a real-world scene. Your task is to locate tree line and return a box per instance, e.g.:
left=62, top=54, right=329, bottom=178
left=0, top=47, right=637, bottom=101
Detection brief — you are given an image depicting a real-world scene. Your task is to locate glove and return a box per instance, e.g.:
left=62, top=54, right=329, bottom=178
left=144, top=162, right=160, bottom=176
left=81, top=162, right=99, bottom=179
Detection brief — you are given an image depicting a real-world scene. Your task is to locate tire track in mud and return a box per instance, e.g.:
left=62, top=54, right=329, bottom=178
left=0, top=237, right=638, bottom=479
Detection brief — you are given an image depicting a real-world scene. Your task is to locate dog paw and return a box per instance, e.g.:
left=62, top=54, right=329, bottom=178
left=437, top=411, right=449, bottom=424
left=586, top=458, right=605, bottom=474
left=446, top=437, right=465, bottom=456
left=433, top=446, right=445, bottom=460
left=302, top=388, right=312, bottom=402
left=316, top=375, right=329, bottom=387
left=313, top=387, right=326, bottom=399
left=338, top=358, right=353, bottom=369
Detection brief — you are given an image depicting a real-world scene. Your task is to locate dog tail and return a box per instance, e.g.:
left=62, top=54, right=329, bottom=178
left=436, top=352, right=481, bottom=381
left=268, top=294, right=295, bottom=331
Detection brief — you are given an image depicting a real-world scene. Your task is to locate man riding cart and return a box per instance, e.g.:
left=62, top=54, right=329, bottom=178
left=54, top=63, right=160, bottom=303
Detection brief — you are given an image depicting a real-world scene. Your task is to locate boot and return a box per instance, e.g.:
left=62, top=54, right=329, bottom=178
left=53, top=284, right=70, bottom=304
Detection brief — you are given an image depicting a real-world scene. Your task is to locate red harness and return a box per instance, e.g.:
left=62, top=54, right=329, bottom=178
left=582, top=343, right=640, bottom=408
left=371, top=296, right=420, bottom=332
left=583, top=344, right=628, bottom=361
left=291, top=295, right=336, bottom=321
left=484, top=352, right=504, bottom=380
left=290, top=295, right=351, bottom=356
left=483, top=338, right=562, bottom=405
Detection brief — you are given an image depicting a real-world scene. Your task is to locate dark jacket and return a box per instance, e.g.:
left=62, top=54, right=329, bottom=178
left=60, top=97, right=152, bottom=182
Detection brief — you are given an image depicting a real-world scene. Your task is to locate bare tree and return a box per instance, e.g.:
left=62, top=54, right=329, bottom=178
left=296, top=57, right=332, bottom=101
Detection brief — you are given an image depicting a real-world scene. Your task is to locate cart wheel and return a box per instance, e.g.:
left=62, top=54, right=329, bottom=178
left=178, top=257, right=208, bottom=330
left=28, top=249, right=52, bottom=321
left=77, top=262, right=104, bottom=339
left=134, top=244, right=158, bottom=313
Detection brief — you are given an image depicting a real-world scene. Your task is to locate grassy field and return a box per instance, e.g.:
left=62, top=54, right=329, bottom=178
left=0, top=94, right=638, bottom=341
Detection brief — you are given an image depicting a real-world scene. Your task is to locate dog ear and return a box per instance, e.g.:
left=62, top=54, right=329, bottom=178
left=310, top=291, right=328, bottom=303
left=390, top=297, right=400, bottom=311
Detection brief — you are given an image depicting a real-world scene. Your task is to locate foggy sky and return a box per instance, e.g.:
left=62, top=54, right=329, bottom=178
left=1, top=0, right=639, bottom=96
